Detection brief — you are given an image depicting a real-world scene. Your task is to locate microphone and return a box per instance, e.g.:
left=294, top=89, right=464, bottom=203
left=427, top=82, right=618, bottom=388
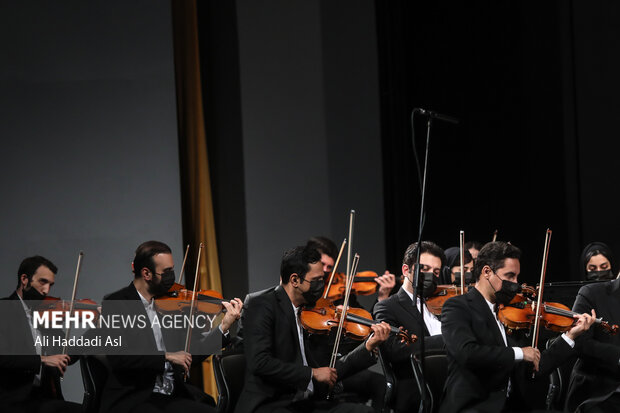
left=414, top=108, right=459, bottom=124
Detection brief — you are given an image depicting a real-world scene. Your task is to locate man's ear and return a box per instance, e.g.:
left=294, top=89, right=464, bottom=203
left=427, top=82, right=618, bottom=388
left=141, top=267, right=153, bottom=281
left=290, top=273, right=300, bottom=287
left=401, top=264, right=410, bottom=278
left=483, top=265, right=492, bottom=279
left=20, top=274, right=29, bottom=287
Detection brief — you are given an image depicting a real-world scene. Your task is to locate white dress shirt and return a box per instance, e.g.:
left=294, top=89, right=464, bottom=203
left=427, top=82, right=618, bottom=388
left=18, top=294, right=42, bottom=386
left=138, top=291, right=175, bottom=395
left=403, top=287, right=443, bottom=336
left=292, top=304, right=313, bottom=399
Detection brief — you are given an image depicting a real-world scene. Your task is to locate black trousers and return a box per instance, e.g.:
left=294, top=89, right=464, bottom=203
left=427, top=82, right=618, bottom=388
left=10, top=398, right=82, bottom=413
left=130, top=392, right=217, bottom=413
left=260, top=399, right=374, bottom=413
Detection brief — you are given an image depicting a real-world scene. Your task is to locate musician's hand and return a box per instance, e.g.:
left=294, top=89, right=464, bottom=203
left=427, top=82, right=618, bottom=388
left=521, top=346, right=541, bottom=372
left=312, top=367, right=337, bottom=387
left=566, top=309, right=596, bottom=341
left=220, top=298, right=243, bottom=333
left=41, top=354, right=70, bottom=376
left=376, top=271, right=396, bottom=301
left=366, top=321, right=391, bottom=351
left=166, top=351, right=192, bottom=374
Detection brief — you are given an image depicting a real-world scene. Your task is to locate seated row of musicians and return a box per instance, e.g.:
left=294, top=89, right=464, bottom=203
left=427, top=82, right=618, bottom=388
left=0, top=241, right=245, bottom=413
left=2, top=238, right=618, bottom=413
left=374, top=240, right=598, bottom=412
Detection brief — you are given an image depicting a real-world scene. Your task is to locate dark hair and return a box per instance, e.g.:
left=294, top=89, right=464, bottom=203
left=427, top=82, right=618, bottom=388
left=444, top=247, right=474, bottom=269
left=473, top=241, right=521, bottom=280
left=580, top=242, right=615, bottom=279
left=133, top=241, right=172, bottom=278
left=307, top=236, right=338, bottom=260
left=16, top=255, right=57, bottom=288
left=402, top=241, right=446, bottom=268
left=464, top=241, right=483, bottom=251
left=280, top=245, right=321, bottom=285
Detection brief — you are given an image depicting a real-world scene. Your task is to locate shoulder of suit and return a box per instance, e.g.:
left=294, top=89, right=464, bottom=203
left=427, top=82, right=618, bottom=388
left=103, top=284, right=136, bottom=301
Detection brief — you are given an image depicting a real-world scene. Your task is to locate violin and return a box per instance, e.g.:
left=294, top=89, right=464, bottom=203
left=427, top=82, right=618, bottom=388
left=156, top=287, right=226, bottom=315
left=425, top=285, right=468, bottom=315
left=37, top=296, right=100, bottom=322
left=300, top=297, right=416, bottom=344
left=155, top=244, right=228, bottom=315
left=498, top=284, right=619, bottom=335
left=324, top=271, right=381, bottom=300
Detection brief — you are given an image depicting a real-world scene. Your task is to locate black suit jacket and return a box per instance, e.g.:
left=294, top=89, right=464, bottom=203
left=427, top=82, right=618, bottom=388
left=235, top=285, right=377, bottom=413
left=566, top=278, right=620, bottom=412
left=0, top=292, right=66, bottom=407
left=99, top=283, right=227, bottom=413
left=373, top=287, right=444, bottom=412
left=440, top=287, right=575, bottom=413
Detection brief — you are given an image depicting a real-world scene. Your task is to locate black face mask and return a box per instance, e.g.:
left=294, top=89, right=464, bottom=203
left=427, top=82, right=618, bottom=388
left=23, top=282, right=45, bottom=302
left=586, top=270, right=614, bottom=281
left=453, top=271, right=474, bottom=285
left=148, top=269, right=176, bottom=297
left=488, top=276, right=521, bottom=305
left=420, top=272, right=438, bottom=298
left=301, top=278, right=325, bottom=307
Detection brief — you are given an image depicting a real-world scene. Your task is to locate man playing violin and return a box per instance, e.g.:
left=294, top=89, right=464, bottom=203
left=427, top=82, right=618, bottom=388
left=0, top=255, right=82, bottom=413
left=99, top=240, right=243, bottom=413
left=440, top=241, right=596, bottom=413
left=236, top=244, right=391, bottom=413
left=306, top=236, right=394, bottom=412
left=373, top=240, right=446, bottom=413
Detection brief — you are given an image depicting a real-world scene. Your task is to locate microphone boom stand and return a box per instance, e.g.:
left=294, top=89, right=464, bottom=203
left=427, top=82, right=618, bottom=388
left=411, top=116, right=432, bottom=413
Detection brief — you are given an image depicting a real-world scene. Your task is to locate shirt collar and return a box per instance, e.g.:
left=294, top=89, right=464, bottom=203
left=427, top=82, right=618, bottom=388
left=137, top=290, right=154, bottom=311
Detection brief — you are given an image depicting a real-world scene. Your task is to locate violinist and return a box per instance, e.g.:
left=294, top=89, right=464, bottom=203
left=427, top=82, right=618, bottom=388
left=99, top=241, right=243, bottom=413
left=307, top=236, right=396, bottom=308
left=440, top=241, right=596, bottom=413
left=441, top=246, right=474, bottom=285
left=235, top=245, right=391, bottom=413
left=579, top=241, right=616, bottom=281
left=0, top=255, right=81, bottom=413
left=306, top=236, right=391, bottom=411
left=372, top=240, right=445, bottom=413
left=565, top=270, right=620, bottom=411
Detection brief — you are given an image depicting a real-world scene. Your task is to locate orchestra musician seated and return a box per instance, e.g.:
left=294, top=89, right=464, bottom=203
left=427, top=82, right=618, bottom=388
left=235, top=244, right=391, bottom=413
left=580, top=241, right=616, bottom=281
left=99, top=241, right=243, bottom=413
left=373, top=240, right=446, bottom=413
left=441, top=246, right=474, bottom=285
left=0, top=255, right=81, bottom=413
left=440, top=241, right=596, bottom=413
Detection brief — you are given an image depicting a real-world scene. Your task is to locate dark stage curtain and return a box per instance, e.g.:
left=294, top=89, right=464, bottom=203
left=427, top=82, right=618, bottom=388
left=374, top=0, right=604, bottom=284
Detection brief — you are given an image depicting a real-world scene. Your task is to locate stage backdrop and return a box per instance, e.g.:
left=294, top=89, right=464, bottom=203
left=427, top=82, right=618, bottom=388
left=0, top=0, right=183, bottom=402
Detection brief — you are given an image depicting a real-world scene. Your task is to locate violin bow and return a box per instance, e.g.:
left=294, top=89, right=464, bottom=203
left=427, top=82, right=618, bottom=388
left=184, top=243, right=204, bottom=379
left=327, top=253, right=360, bottom=399
left=323, top=238, right=346, bottom=300
left=177, top=244, right=190, bottom=286
left=531, top=229, right=552, bottom=377
left=492, top=229, right=498, bottom=242
left=346, top=210, right=355, bottom=279
left=62, top=251, right=84, bottom=356
left=459, top=230, right=465, bottom=294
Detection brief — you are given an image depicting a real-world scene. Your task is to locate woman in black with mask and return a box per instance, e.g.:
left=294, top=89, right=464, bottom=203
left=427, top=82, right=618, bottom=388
left=580, top=242, right=616, bottom=281
left=441, top=247, right=474, bottom=285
